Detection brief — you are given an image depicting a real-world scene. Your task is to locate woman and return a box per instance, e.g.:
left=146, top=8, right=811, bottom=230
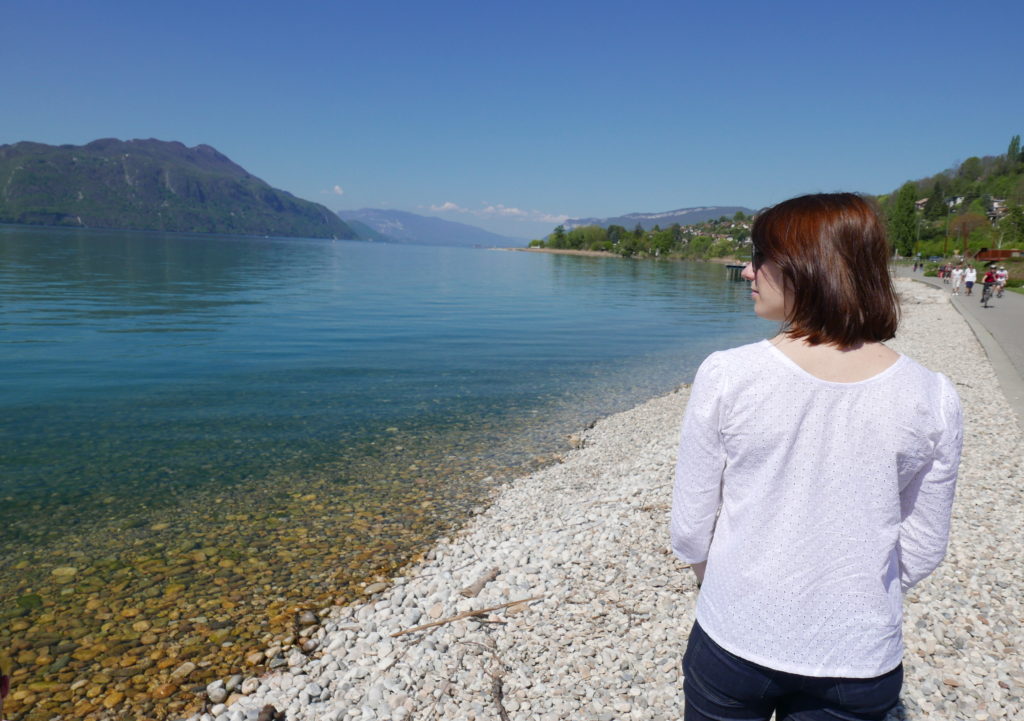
left=670, top=193, right=962, bottom=720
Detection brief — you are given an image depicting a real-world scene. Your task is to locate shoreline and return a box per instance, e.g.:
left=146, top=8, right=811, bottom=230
left=181, top=278, right=1024, bottom=721
left=505, top=247, right=619, bottom=258
left=504, top=247, right=747, bottom=264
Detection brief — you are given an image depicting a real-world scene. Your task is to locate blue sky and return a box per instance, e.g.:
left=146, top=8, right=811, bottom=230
left=5, top=0, right=1023, bottom=238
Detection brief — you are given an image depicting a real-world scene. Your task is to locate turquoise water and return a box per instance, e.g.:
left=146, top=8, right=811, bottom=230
left=1, top=226, right=776, bottom=718
left=0, top=226, right=770, bottom=549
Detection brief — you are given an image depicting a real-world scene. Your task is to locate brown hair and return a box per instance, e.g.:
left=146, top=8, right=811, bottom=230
left=751, top=193, right=899, bottom=347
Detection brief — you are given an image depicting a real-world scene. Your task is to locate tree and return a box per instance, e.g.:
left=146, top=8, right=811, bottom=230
left=550, top=225, right=566, bottom=248
left=566, top=225, right=607, bottom=250
left=888, top=182, right=918, bottom=256
left=949, top=212, right=988, bottom=255
left=648, top=227, right=676, bottom=256
left=606, top=224, right=626, bottom=245
left=670, top=223, right=683, bottom=244
left=733, top=210, right=746, bottom=221
left=923, top=180, right=947, bottom=220
left=1008, top=135, right=1021, bottom=165
left=618, top=234, right=644, bottom=257
left=1000, top=206, right=1024, bottom=247
left=633, top=223, right=644, bottom=238
left=958, top=157, right=983, bottom=182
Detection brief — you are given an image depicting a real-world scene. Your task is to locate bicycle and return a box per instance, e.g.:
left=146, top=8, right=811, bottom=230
left=980, top=282, right=995, bottom=308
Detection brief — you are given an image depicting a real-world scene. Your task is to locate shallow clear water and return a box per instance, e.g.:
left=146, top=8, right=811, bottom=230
left=0, top=226, right=773, bottom=718
left=1, top=226, right=769, bottom=548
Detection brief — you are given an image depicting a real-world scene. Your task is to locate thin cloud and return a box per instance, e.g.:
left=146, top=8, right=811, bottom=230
left=481, top=204, right=528, bottom=218
left=333, top=185, right=345, bottom=195
left=430, top=201, right=469, bottom=213
left=430, top=201, right=566, bottom=224
left=536, top=212, right=569, bottom=224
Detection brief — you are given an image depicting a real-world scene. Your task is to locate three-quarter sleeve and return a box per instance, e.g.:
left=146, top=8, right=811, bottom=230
left=897, top=376, right=963, bottom=591
left=671, top=353, right=727, bottom=564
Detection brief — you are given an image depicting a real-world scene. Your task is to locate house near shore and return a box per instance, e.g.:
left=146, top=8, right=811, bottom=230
left=987, top=198, right=1009, bottom=224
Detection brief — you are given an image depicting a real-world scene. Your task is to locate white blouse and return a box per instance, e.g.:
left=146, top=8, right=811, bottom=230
left=671, top=340, right=962, bottom=678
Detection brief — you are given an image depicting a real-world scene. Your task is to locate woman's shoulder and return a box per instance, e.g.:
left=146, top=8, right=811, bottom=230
left=705, top=339, right=771, bottom=365
left=694, top=340, right=773, bottom=384
left=891, top=352, right=955, bottom=386
left=700, top=340, right=770, bottom=372
left=889, top=354, right=961, bottom=413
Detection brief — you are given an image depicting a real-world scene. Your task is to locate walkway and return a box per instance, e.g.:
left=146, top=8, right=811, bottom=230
left=895, top=266, right=1024, bottom=430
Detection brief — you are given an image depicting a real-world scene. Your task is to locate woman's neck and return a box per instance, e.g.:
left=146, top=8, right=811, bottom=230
left=770, top=334, right=900, bottom=383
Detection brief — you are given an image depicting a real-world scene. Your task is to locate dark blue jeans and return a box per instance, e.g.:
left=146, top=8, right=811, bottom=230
left=683, top=621, right=902, bottom=721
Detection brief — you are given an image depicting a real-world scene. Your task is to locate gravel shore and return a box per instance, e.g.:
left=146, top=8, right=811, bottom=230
left=185, top=279, right=1024, bottom=721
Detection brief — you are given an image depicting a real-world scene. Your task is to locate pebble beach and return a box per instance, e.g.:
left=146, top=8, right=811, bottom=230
left=171, top=277, right=1018, bottom=721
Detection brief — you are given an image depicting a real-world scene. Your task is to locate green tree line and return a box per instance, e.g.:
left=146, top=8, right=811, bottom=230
left=529, top=134, right=1024, bottom=280
left=529, top=212, right=752, bottom=260
left=881, top=133, right=1024, bottom=259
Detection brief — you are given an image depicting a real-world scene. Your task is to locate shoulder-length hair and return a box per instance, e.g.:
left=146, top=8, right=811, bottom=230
left=751, top=193, right=899, bottom=348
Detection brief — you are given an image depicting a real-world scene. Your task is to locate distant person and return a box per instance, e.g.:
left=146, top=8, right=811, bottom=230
left=964, top=265, right=977, bottom=295
left=995, top=266, right=1008, bottom=297
left=672, top=193, right=962, bottom=721
left=951, top=264, right=964, bottom=295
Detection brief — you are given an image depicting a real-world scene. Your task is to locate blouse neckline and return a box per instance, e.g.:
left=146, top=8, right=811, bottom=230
left=760, top=339, right=907, bottom=387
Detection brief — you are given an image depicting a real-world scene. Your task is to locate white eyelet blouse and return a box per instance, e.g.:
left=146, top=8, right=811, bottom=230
left=671, top=340, right=962, bottom=678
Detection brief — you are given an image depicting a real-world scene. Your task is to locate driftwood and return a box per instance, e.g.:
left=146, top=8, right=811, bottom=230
left=491, top=674, right=511, bottom=721
left=460, top=567, right=500, bottom=598
left=391, top=595, right=546, bottom=638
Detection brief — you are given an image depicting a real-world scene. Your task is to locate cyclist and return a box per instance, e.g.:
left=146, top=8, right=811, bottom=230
left=980, top=265, right=998, bottom=307
left=995, top=266, right=1008, bottom=298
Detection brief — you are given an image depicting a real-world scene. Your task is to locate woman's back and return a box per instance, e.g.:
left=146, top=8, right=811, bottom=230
left=672, top=340, right=961, bottom=677
left=673, top=193, right=963, bottom=720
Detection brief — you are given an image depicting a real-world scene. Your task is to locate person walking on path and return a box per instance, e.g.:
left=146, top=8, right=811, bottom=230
left=672, top=193, right=963, bottom=721
left=964, top=265, right=977, bottom=296
left=951, top=264, right=964, bottom=295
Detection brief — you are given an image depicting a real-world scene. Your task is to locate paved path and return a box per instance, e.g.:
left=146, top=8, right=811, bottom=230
left=895, top=267, right=1024, bottom=430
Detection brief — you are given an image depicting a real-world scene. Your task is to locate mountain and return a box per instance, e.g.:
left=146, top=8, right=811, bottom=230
left=565, top=206, right=754, bottom=231
left=0, top=138, right=355, bottom=239
left=342, top=219, right=395, bottom=243
left=338, top=208, right=526, bottom=247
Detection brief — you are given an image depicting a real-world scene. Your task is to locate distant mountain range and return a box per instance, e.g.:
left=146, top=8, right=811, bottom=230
left=0, top=138, right=355, bottom=239
left=565, top=206, right=754, bottom=231
left=337, top=208, right=525, bottom=247
left=0, top=139, right=756, bottom=245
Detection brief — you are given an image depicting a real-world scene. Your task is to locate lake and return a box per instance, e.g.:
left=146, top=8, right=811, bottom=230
left=0, top=225, right=770, bottom=718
